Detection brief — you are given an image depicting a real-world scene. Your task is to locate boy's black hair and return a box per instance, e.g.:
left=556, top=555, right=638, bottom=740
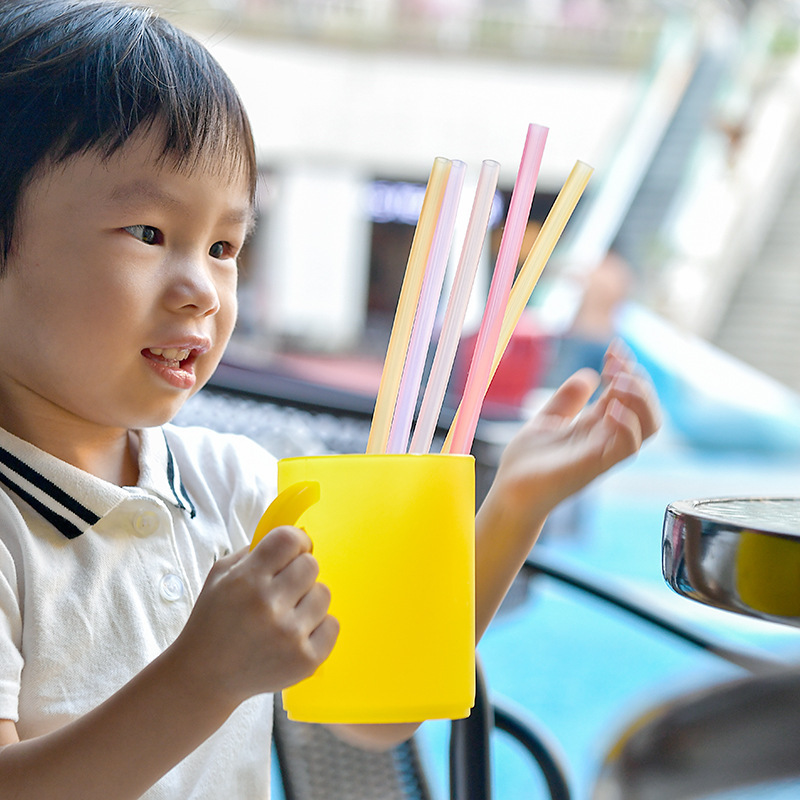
left=0, top=0, right=257, bottom=274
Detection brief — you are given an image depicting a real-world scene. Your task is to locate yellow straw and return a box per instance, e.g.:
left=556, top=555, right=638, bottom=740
left=366, top=157, right=452, bottom=454
left=493, top=160, right=594, bottom=375
left=442, top=160, right=593, bottom=452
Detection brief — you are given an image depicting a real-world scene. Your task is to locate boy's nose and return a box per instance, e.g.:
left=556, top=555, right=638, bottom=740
left=165, top=255, right=223, bottom=317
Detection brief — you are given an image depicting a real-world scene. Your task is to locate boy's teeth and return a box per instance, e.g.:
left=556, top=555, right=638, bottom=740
left=150, top=347, right=191, bottom=361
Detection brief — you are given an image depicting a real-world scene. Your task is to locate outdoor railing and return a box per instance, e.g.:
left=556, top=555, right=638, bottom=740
left=156, top=0, right=663, bottom=67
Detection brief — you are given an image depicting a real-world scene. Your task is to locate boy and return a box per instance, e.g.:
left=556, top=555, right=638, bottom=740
left=0, top=1, right=660, bottom=797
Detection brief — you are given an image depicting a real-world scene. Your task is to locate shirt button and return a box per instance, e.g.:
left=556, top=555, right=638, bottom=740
left=160, top=573, right=185, bottom=602
left=133, top=511, right=160, bottom=536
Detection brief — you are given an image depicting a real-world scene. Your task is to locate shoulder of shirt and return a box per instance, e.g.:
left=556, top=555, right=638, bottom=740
left=162, top=423, right=277, bottom=471
left=161, top=424, right=278, bottom=534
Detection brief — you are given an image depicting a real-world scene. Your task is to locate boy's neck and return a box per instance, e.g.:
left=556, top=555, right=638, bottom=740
left=1, top=409, right=140, bottom=487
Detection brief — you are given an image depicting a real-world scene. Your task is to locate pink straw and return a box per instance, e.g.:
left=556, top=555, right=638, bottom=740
left=444, top=123, right=548, bottom=455
left=409, top=160, right=500, bottom=454
left=386, top=160, right=466, bottom=454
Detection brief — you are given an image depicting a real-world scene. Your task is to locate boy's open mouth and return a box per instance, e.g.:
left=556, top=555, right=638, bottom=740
left=142, top=346, right=204, bottom=390
left=144, top=347, right=193, bottom=368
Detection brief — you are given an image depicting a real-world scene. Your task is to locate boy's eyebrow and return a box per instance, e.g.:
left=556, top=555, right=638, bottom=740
left=108, top=179, right=256, bottom=231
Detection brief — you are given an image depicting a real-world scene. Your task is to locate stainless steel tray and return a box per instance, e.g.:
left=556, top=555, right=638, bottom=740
left=663, top=497, right=800, bottom=627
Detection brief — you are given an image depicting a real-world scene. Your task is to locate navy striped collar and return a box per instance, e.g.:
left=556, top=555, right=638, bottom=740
left=0, top=426, right=195, bottom=540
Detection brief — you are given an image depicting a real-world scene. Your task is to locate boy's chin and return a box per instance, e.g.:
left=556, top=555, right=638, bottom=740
left=119, top=380, right=211, bottom=430
left=128, top=399, right=196, bottom=430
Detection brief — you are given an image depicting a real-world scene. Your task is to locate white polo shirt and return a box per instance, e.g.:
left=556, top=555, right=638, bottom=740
left=0, top=422, right=278, bottom=799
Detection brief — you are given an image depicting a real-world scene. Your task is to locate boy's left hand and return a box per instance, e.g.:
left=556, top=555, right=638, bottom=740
left=488, top=339, right=661, bottom=527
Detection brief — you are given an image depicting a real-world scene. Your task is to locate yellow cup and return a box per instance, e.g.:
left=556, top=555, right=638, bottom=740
left=269, top=453, right=475, bottom=724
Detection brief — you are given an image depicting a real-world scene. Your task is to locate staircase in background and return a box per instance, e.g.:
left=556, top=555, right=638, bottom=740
left=713, top=142, right=800, bottom=392
left=613, top=49, right=728, bottom=275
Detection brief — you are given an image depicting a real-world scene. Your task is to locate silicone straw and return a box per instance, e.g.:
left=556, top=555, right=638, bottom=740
left=445, top=123, right=548, bottom=455
left=386, top=160, right=466, bottom=454
left=366, top=157, right=452, bottom=454
left=408, top=160, right=500, bottom=455
left=442, top=159, right=593, bottom=454
left=493, top=160, right=594, bottom=376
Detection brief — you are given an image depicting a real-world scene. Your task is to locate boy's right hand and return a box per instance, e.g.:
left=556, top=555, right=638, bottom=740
left=171, top=526, right=339, bottom=709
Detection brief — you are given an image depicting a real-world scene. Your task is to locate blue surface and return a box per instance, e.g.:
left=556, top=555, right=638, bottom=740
left=415, top=429, right=800, bottom=799
left=618, top=304, right=800, bottom=453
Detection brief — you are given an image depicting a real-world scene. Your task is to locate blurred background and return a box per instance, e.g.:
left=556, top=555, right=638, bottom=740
left=153, top=0, right=797, bottom=389
left=162, top=0, right=800, bottom=454
left=158, top=1, right=800, bottom=796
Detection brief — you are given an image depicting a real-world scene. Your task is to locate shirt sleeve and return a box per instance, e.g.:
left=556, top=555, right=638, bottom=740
left=223, top=434, right=279, bottom=552
left=0, top=536, right=23, bottom=722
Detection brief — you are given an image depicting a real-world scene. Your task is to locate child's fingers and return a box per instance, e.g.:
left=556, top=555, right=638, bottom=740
left=307, top=613, right=340, bottom=664
left=606, top=371, right=661, bottom=440
left=540, top=367, right=601, bottom=422
left=288, top=583, right=339, bottom=673
left=256, top=536, right=333, bottom=635
left=250, top=525, right=313, bottom=574
left=602, top=337, right=635, bottom=375
left=590, top=339, right=661, bottom=437
left=601, top=340, right=648, bottom=396
left=293, top=579, right=332, bottom=620
left=604, top=397, right=644, bottom=461
left=272, top=551, right=322, bottom=606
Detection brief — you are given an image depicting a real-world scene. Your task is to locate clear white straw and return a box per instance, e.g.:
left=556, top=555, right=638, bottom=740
left=408, top=160, right=500, bottom=454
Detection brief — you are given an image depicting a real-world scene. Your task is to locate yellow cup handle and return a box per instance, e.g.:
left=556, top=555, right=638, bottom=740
left=250, top=481, right=321, bottom=551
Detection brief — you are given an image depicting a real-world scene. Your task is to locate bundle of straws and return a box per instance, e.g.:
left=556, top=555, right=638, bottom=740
left=366, top=123, right=594, bottom=456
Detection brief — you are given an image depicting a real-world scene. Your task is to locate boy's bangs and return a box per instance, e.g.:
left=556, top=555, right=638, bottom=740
left=76, top=18, right=256, bottom=192
left=60, top=14, right=257, bottom=195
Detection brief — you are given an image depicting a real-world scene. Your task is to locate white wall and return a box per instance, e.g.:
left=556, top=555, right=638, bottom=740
left=261, top=164, right=371, bottom=349
left=208, top=34, right=638, bottom=187
left=203, top=33, right=640, bottom=347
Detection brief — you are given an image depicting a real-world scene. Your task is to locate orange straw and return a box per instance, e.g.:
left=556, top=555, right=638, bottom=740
left=366, top=157, right=452, bottom=454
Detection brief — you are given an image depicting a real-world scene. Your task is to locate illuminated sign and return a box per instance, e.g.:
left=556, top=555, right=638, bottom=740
left=368, top=180, right=504, bottom=228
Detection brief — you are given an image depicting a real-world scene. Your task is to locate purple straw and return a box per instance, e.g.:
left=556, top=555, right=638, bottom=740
left=386, top=160, right=466, bottom=454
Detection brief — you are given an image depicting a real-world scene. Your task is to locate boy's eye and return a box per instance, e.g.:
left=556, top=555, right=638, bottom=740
left=209, top=241, right=228, bottom=259
left=125, top=225, right=162, bottom=246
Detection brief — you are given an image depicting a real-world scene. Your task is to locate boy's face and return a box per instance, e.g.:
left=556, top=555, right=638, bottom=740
left=0, top=128, right=252, bottom=437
